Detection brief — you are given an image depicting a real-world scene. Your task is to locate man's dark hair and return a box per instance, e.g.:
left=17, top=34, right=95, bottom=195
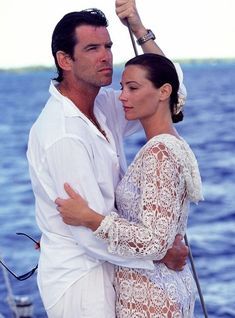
left=52, top=9, right=108, bottom=82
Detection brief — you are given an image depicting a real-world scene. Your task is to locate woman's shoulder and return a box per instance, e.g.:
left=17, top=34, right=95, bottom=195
left=140, top=134, right=184, bottom=157
left=138, top=134, right=198, bottom=169
left=137, top=134, right=203, bottom=202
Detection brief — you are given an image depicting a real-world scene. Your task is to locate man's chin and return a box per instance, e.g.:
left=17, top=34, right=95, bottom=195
left=101, top=78, right=112, bottom=87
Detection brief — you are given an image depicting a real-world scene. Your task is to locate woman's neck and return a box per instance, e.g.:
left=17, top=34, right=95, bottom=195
left=141, top=112, right=180, bottom=141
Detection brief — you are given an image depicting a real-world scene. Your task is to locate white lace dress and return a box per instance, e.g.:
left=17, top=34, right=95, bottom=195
left=94, top=134, right=203, bottom=318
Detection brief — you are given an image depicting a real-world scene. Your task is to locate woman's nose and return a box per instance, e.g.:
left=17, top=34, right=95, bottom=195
left=119, top=90, right=126, bottom=101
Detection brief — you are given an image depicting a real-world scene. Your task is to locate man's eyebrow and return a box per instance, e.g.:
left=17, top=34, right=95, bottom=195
left=83, top=43, right=99, bottom=49
left=83, top=41, right=113, bottom=49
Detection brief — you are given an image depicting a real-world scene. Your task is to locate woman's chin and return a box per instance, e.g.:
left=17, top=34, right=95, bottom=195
left=125, top=113, right=136, bottom=121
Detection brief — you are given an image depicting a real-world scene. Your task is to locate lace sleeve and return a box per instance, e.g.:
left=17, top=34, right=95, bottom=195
left=94, top=142, right=184, bottom=260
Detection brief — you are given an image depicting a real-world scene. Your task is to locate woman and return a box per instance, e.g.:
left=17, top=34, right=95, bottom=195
left=56, top=53, right=203, bottom=317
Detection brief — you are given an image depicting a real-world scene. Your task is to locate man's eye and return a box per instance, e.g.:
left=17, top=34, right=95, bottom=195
left=87, top=46, right=97, bottom=51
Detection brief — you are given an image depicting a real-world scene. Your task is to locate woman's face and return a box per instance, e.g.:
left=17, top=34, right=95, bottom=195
left=119, top=65, right=160, bottom=121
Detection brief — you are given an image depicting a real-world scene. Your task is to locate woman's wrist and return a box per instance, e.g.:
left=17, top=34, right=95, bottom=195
left=85, top=209, right=104, bottom=231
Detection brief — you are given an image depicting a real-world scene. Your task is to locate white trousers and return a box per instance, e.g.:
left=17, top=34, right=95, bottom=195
left=47, top=262, right=116, bottom=318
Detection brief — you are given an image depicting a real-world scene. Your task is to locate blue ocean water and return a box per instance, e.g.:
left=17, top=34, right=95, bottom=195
left=0, top=61, right=235, bottom=317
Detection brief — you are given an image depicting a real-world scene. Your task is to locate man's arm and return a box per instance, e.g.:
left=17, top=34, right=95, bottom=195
left=115, top=0, right=187, bottom=102
left=34, top=234, right=188, bottom=271
left=115, top=0, right=165, bottom=56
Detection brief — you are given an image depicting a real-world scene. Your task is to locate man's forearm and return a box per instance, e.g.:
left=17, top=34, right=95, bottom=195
left=132, top=27, right=165, bottom=56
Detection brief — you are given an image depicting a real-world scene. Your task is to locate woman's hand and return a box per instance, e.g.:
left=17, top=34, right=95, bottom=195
left=55, top=183, right=104, bottom=231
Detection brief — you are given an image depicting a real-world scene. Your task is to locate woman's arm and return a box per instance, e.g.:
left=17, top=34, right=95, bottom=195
left=56, top=142, right=188, bottom=264
left=92, top=143, right=183, bottom=260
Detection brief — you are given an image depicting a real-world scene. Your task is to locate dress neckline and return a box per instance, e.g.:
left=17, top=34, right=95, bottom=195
left=147, top=133, right=184, bottom=144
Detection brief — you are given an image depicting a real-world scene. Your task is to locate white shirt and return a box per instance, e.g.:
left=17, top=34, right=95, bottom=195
left=27, top=82, right=154, bottom=310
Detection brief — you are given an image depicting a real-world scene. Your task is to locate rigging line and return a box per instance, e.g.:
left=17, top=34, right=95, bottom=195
left=184, top=234, right=209, bottom=318
left=126, top=20, right=138, bottom=56
left=126, top=21, right=209, bottom=318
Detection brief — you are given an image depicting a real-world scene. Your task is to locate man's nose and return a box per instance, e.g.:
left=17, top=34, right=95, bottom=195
left=100, top=47, right=112, bottom=62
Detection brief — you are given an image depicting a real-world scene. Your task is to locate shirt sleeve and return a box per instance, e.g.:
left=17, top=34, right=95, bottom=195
left=46, top=135, right=154, bottom=269
left=94, top=142, right=183, bottom=261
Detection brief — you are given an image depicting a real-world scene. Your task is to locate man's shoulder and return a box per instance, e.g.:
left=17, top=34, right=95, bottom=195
left=31, top=97, right=61, bottom=127
left=28, top=97, right=66, bottom=146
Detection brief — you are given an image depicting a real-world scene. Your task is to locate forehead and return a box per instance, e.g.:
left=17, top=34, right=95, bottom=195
left=122, top=65, right=148, bottom=79
left=121, top=64, right=156, bottom=88
left=75, top=25, right=111, bottom=44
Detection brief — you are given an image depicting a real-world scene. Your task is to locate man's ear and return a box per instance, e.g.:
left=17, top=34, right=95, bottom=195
left=56, top=51, right=73, bottom=71
left=159, top=83, right=172, bottom=101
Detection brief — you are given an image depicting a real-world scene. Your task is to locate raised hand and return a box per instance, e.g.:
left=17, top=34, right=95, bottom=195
left=115, top=0, right=145, bottom=34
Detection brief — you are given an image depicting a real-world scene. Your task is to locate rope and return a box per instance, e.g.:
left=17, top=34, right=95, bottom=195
left=125, top=21, right=209, bottom=318
left=184, top=234, right=209, bottom=317
left=126, top=20, right=138, bottom=56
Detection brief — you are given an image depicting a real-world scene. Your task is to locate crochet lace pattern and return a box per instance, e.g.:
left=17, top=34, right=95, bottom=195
left=95, top=134, right=203, bottom=317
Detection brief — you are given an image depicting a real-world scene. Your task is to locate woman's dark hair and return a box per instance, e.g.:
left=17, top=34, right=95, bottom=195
left=125, top=53, right=184, bottom=123
left=51, top=9, right=108, bottom=82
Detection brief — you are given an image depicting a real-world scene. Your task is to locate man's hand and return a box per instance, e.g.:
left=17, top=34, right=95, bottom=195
left=160, top=234, right=189, bottom=271
left=115, top=0, right=145, bottom=36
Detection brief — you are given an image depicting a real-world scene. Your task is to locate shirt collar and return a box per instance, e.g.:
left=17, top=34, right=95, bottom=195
left=49, top=80, right=107, bottom=125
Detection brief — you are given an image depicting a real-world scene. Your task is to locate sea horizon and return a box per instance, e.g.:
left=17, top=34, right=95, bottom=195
left=1, top=57, right=235, bottom=73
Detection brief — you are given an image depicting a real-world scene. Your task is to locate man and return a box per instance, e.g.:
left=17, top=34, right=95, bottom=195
left=27, top=1, right=188, bottom=317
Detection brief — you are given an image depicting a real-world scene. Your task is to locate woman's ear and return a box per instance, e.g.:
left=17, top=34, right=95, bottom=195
left=159, top=83, right=172, bottom=101
left=56, top=51, right=73, bottom=71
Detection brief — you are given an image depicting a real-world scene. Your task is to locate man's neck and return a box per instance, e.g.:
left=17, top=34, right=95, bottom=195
left=57, top=80, right=109, bottom=142
left=58, top=80, right=100, bottom=116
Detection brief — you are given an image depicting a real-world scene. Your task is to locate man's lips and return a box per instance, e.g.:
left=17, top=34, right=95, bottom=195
left=98, top=67, right=113, bottom=73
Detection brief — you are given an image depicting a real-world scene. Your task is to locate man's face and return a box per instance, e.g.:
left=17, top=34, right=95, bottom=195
left=70, top=25, right=113, bottom=88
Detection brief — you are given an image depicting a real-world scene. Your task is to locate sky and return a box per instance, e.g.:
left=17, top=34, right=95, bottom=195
left=1, top=0, right=235, bottom=69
